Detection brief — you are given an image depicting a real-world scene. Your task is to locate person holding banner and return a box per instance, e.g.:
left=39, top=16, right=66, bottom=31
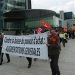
left=21, top=33, right=32, bottom=68
left=0, top=33, right=10, bottom=65
left=47, top=29, right=61, bottom=75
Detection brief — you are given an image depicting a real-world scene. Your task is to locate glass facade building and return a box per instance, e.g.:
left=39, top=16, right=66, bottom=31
left=64, top=12, right=75, bottom=29
left=64, top=12, right=74, bottom=20
left=0, top=0, right=4, bottom=30
left=4, top=0, right=31, bottom=12
left=0, top=0, right=31, bottom=32
left=4, top=9, right=56, bottom=34
left=25, top=16, right=53, bottom=29
left=0, top=0, right=74, bottom=34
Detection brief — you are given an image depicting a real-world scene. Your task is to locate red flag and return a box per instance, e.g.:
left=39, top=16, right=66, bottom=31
left=36, top=27, right=43, bottom=34
left=40, top=20, right=45, bottom=25
left=40, top=20, right=51, bottom=29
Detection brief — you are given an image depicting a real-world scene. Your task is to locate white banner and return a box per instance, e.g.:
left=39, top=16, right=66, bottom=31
left=2, top=33, right=48, bottom=59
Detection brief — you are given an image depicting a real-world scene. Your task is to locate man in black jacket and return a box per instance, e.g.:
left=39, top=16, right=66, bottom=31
left=47, top=29, right=61, bottom=75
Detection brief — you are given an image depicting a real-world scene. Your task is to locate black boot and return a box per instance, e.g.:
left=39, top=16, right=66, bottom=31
left=0, top=62, right=2, bottom=65
left=34, top=58, right=37, bottom=61
left=7, top=60, right=10, bottom=63
left=0, top=59, right=3, bottom=65
left=28, top=64, right=31, bottom=68
left=26, top=57, right=32, bottom=68
left=6, top=54, right=10, bottom=63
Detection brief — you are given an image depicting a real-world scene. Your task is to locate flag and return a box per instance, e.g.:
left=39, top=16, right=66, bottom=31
left=40, top=20, right=51, bottom=29
left=36, top=27, right=43, bottom=34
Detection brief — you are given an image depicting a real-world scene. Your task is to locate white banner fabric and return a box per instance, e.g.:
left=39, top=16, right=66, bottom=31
left=2, top=33, right=48, bottom=59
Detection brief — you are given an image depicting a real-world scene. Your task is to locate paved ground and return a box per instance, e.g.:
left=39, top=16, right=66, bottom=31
left=0, top=39, right=75, bottom=75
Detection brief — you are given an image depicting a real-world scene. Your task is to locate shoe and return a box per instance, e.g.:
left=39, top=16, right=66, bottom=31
left=7, top=60, right=10, bottom=63
left=34, top=58, right=37, bottom=61
left=1, top=59, right=3, bottom=62
left=0, top=63, right=2, bottom=65
left=28, top=64, right=31, bottom=68
left=0, top=59, right=3, bottom=65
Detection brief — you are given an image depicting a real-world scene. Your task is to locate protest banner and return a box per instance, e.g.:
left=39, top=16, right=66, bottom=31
left=2, top=33, right=48, bottom=59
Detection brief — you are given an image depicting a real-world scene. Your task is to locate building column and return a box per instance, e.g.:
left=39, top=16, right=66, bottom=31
left=26, top=0, right=28, bottom=9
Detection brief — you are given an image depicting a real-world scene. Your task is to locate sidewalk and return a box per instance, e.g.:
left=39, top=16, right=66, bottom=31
left=59, top=39, right=75, bottom=75
left=0, top=39, right=75, bottom=75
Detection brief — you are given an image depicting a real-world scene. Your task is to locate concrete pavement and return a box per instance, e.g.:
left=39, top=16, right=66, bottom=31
left=0, top=39, right=75, bottom=75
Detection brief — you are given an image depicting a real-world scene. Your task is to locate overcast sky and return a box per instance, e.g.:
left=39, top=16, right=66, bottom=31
left=31, top=0, right=75, bottom=14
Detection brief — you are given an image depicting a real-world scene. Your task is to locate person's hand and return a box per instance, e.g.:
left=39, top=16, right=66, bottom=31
left=46, top=44, right=50, bottom=46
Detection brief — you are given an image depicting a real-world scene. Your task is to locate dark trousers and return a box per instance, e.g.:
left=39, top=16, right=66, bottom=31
left=1, top=53, right=10, bottom=62
left=69, top=34, right=71, bottom=39
left=0, top=47, right=10, bottom=64
left=0, top=48, right=1, bottom=55
left=60, top=38, right=65, bottom=46
left=26, top=57, right=32, bottom=67
left=0, top=48, right=2, bottom=63
left=49, top=55, right=60, bottom=75
left=60, top=38, right=63, bottom=43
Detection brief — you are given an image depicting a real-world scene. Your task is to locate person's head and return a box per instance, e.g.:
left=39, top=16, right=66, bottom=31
left=0, top=33, right=4, bottom=38
left=21, top=32, right=23, bottom=35
left=50, top=29, right=56, bottom=35
left=1, top=33, right=4, bottom=38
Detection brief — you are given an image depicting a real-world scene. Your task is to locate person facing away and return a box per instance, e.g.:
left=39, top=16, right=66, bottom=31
left=46, top=29, right=61, bottom=75
left=62, top=32, right=67, bottom=47
left=0, top=33, right=10, bottom=65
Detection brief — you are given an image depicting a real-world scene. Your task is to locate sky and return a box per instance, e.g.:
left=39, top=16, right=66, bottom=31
left=31, top=0, right=75, bottom=15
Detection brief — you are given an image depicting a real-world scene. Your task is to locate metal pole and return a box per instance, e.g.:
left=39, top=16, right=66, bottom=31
left=26, top=0, right=28, bottom=9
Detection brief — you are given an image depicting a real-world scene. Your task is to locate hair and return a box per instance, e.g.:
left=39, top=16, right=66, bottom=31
left=50, top=29, right=55, bottom=32
left=1, top=33, right=4, bottom=35
left=0, top=33, right=1, bottom=35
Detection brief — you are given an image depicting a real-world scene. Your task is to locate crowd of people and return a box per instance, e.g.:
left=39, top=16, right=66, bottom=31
left=0, top=29, right=75, bottom=75
left=46, top=29, right=74, bottom=75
